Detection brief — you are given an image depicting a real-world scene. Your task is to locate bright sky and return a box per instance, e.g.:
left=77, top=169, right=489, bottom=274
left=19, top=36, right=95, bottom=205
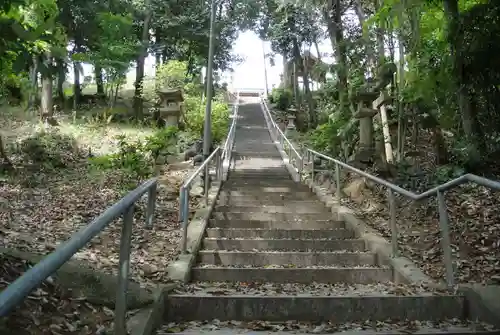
left=71, top=30, right=337, bottom=89
left=228, top=30, right=336, bottom=90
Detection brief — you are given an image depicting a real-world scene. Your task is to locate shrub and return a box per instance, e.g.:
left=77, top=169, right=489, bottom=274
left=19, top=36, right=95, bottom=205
left=18, top=131, right=83, bottom=169
left=184, top=95, right=230, bottom=144
left=270, top=88, right=293, bottom=111
left=89, top=126, right=179, bottom=180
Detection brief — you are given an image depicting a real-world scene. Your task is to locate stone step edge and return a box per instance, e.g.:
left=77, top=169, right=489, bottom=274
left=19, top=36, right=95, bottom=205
left=192, top=266, right=388, bottom=270
left=202, top=238, right=364, bottom=242
left=206, top=228, right=348, bottom=231
left=168, top=293, right=457, bottom=298
left=164, top=295, right=465, bottom=322
left=164, top=330, right=499, bottom=335
left=208, top=219, right=343, bottom=224
left=198, top=251, right=373, bottom=255
left=217, top=192, right=315, bottom=197
left=214, top=205, right=329, bottom=210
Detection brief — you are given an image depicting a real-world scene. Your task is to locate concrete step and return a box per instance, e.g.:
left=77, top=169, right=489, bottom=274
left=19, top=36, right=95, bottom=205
left=232, top=146, right=279, bottom=152
left=191, top=266, right=391, bottom=284
left=215, top=204, right=329, bottom=214
left=211, top=211, right=334, bottom=222
left=227, top=172, right=292, bottom=180
left=205, top=228, right=355, bottom=239
left=234, top=152, right=282, bottom=158
left=165, top=294, right=464, bottom=322
left=223, top=183, right=311, bottom=193
left=216, top=198, right=323, bottom=207
left=228, top=167, right=289, bottom=174
left=208, top=219, right=344, bottom=229
left=197, top=251, right=377, bottom=267
left=234, top=140, right=275, bottom=145
left=218, top=190, right=315, bottom=200
left=202, top=238, right=366, bottom=252
left=225, top=178, right=306, bottom=188
left=236, top=125, right=269, bottom=130
left=159, top=325, right=500, bottom=335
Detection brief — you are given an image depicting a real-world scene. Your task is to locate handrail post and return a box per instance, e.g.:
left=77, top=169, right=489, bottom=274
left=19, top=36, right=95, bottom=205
left=437, top=190, right=455, bottom=290
left=114, top=205, right=135, bottom=335
left=299, top=155, right=304, bottom=182
left=335, top=163, right=341, bottom=199
left=178, top=186, right=185, bottom=222
left=311, top=153, right=315, bottom=184
left=387, top=188, right=398, bottom=257
left=181, top=186, right=189, bottom=254
left=215, top=149, right=221, bottom=180
left=145, top=182, right=157, bottom=229
left=204, top=163, right=210, bottom=205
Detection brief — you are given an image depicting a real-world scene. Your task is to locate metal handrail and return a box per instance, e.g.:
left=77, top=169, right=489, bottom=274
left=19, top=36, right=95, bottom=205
left=221, top=91, right=239, bottom=176
left=0, top=178, right=158, bottom=335
left=260, top=95, right=303, bottom=175
left=260, top=97, right=500, bottom=290
left=178, top=96, right=239, bottom=254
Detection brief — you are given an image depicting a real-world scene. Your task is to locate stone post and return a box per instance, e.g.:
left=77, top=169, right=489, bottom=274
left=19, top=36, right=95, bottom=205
left=157, top=88, right=184, bottom=127
left=352, top=92, right=379, bottom=163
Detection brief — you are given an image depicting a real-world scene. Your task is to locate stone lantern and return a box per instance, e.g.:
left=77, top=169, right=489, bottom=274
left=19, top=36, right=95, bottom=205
left=285, top=107, right=297, bottom=137
left=286, top=107, right=297, bottom=130
left=352, top=91, right=379, bottom=163
left=157, top=88, right=184, bottom=127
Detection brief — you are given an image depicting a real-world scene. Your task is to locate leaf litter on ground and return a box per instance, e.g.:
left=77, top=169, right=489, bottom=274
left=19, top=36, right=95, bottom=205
left=158, top=318, right=497, bottom=334
left=0, top=150, right=206, bottom=333
left=313, top=168, right=500, bottom=286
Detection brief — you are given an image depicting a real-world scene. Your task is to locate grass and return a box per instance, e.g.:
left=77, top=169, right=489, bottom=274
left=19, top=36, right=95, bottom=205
left=0, top=103, right=155, bottom=157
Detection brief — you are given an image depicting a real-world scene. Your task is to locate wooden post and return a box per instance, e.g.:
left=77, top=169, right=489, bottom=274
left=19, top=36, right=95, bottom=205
left=373, top=92, right=394, bottom=163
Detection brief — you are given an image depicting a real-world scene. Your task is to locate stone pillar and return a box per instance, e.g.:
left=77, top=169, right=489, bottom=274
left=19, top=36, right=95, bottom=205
left=352, top=91, right=379, bottom=163
left=157, top=88, right=184, bottom=128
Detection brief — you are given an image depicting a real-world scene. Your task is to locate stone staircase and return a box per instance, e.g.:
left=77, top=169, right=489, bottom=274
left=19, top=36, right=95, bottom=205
left=158, top=101, right=498, bottom=334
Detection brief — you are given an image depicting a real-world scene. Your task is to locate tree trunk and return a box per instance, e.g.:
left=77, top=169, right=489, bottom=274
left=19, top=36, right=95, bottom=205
left=373, top=0, right=390, bottom=165
left=133, top=0, right=153, bottom=120
left=396, top=2, right=406, bottom=160
left=95, top=65, right=104, bottom=96
left=354, top=0, right=376, bottom=75
left=154, top=29, right=162, bottom=70
left=324, top=0, right=348, bottom=105
left=443, top=0, right=484, bottom=164
left=374, top=0, right=385, bottom=67
left=0, top=135, right=14, bottom=170
left=293, top=41, right=315, bottom=127
left=40, top=54, right=53, bottom=119
left=73, top=61, right=81, bottom=110
left=27, top=55, right=39, bottom=111
left=314, top=38, right=322, bottom=61
left=56, top=59, right=65, bottom=105
left=292, top=62, right=300, bottom=105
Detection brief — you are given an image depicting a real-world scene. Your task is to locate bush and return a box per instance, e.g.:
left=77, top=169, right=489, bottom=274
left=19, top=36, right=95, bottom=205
left=89, top=126, right=179, bottom=179
left=18, top=131, right=83, bottom=169
left=270, top=88, right=293, bottom=111
left=184, top=95, right=230, bottom=144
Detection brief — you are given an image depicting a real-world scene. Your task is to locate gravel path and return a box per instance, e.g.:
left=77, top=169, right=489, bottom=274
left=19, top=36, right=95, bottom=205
left=173, top=282, right=449, bottom=296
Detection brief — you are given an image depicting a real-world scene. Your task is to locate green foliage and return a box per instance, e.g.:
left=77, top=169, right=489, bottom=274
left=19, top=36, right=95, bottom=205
left=155, top=61, right=188, bottom=90
left=184, top=95, right=230, bottom=144
left=17, top=131, right=82, bottom=169
left=269, top=87, right=293, bottom=111
left=143, top=126, right=179, bottom=159
left=89, top=126, right=179, bottom=179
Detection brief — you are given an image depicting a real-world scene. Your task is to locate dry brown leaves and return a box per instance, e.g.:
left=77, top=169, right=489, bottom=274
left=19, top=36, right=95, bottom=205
left=0, top=158, right=204, bottom=333
left=338, top=173, right=500, bottom=285
left=0, top=253, right=113, bottom=335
